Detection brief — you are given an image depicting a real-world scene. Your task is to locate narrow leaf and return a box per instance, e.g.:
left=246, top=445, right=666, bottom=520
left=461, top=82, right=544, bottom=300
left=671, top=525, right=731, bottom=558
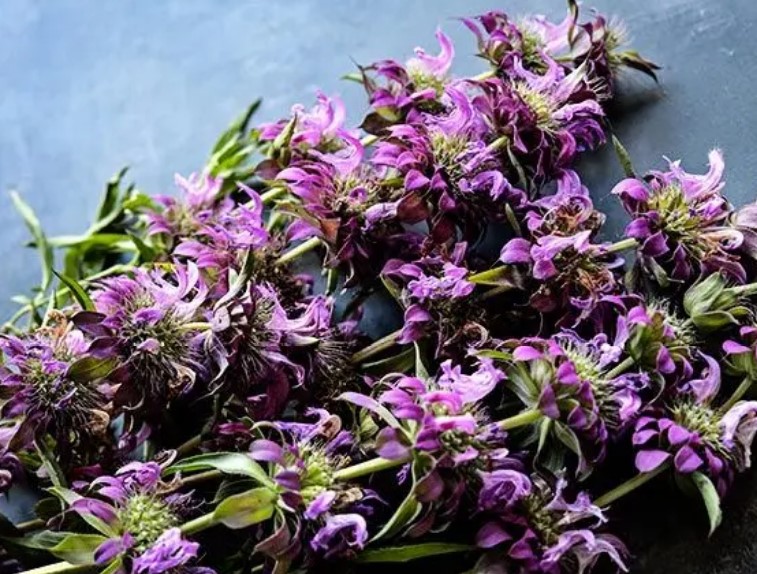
left=10, top=191, right=54, bottom=292
left=357, top=542, right=473, bottom=563
left=167, top=453, right=273, bottom=487
left=612, top=135, right=636, bottom=178
left=54, top=271, right=95, bottom=311
left=692, top=471, right=722, bottom=535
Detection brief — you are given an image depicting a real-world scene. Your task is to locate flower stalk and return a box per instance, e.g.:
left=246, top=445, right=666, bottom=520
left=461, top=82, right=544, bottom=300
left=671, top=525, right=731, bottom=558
left=594, top=459, right=672, bottom=507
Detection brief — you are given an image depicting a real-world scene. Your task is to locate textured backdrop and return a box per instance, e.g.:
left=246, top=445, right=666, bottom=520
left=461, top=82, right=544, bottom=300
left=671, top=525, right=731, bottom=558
left=1, top=1, right=757, bottom=572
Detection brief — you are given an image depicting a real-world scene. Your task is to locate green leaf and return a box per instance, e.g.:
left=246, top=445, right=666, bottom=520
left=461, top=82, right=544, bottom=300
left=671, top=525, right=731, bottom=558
left=692, top=471, right=722, bottom=535
left=95, top=167, right=129, bottom=222
left=612, top=135, right=636, bottom=178
left=167, top=453, right=273, bottom=487
left=363, top=347, right=415, bottom=376
left=54, top=271, right=95, bottom=311
left=414, top=342, right=430, bottom=379
left=10, top=191, right=54, bottom=292
left=66, top=356, right=118, bottom=383
left=213, top=487, right=277, bottom=529
left=357, top=543, right=473, bottom=563
left=211, top=99, right=261, bottom=156
left=371, top=454, right=434, bottom=542
left=128, top=232, right=157, bottom=262
left=1, top=530, right=70, bottom=550
left=51, top=533, right=108, bottom=564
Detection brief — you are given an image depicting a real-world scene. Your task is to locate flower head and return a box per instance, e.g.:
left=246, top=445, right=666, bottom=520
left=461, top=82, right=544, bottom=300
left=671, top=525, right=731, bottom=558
left=633, top=355, right=757, bottom=495
left=474, top=59, right=605, bottom=182
left=80, top=263, right=208, bottom=429
left=69, top=461, right=204, bottom=572
left=476, top=474, right=627, bottom=573
left=613, top=150, right=744, bottom=283
left=0, top=314, right=112, bottom=466
left=383, top=244, right=488, bottom=359
left=500, top=231, right=623, bottom=322
left=500, top=333, right=645, bottom=477
left=358, top=28, right=455, bottom=128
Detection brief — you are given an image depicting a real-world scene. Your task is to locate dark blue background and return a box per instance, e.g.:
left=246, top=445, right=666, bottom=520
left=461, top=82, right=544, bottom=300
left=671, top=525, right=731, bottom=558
left=2, top=1, right=757, bottom=572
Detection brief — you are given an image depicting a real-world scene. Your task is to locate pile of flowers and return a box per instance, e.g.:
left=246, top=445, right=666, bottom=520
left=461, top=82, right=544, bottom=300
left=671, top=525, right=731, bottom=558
left=3, top=3, right=757, bottom=573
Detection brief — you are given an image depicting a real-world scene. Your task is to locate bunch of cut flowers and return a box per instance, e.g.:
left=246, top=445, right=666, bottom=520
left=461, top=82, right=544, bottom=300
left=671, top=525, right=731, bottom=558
left=2, top=3, right=756, bottom=573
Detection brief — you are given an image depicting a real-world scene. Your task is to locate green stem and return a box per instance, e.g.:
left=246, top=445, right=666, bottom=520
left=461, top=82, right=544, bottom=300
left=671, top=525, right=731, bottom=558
left=180, top=511, right=219, bottom=536
left=260, top=186, right=287, bottom=204
left=487, top=135, right=509, bottom=153
left=605, top=237, right=638, bottom=254
left=175, top=434, right=203, bottom=457
left=275, top=237, right=322, bottom=266
left=605, top=356, right=636, bottom=380
left=468, top=266, right=507, bottom=285
left=721, top=376, right=754, bottom=412
left=333, top=455, right=409, bottom=482
left=361, top=134, right=379, bottom=147
left=594, top=460, right=672, bottom=507
left=179, top=322, right=212, bottom=332
left=16, top=563, right=93, bottom=574
left=17, top=518, right=45, bottom=532
left=730, top=283, right=757, bottom=296
left=498, top=408, right=542, bottom=430
left=351, top=329, right=403, bottom=364
left=472, top=69, right=496, bottom=81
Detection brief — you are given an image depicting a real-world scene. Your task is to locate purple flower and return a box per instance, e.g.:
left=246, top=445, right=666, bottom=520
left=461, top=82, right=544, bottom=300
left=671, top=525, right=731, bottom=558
left=0, top=317, right=111, bottom=467
left=613, top=150, right=744, bottom=283
left=371, top=86, right=524, bottom=241
left=172, top=183, right=269, bottom=273
left=310, top=513, right=368, bottom=560
left=476, top=474, right=627, bottom=573
left=523, top=170, right=605, bottom=238
left=473, top=58, right=605, bottom=182
left=383, top=244, right=488, bottom=359
left=79, top=263, right=209, bottom=429
left=69, top=461, right=203, bottom=570
left=148, top=172, right=225, bottom=242
left=279, top=140, right=421, bottom=285
left=500, top=230, right=623, bottom=322
left=500, top=332, right=644, bottom=476
left=463, top=9, right=574, bottom=75
left=258, top=92, right=357, bottom=175
left=615, top=302, right=696, bottom=379
left=132, top=528, right=200, bottom=574
left=724, top=326, right=757, bottom=379
left=633, top=356, right=757, bottom=495
left=357, top=28, right=455, bottom=128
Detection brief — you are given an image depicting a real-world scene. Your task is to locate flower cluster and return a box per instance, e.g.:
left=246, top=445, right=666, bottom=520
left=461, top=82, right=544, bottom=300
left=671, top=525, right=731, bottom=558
left=15, top=4, right=757, bottom=574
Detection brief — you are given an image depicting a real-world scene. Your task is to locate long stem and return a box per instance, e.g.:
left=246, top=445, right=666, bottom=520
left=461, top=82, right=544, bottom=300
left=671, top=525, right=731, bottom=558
left=260, top=186, right=287, bottom=204
left=498, top=408, right=541, bottom=430
left=721, top=376, right=754, bottom=412
left=179, top=322, right=212, bottom=332
left=275, top=237, right=322, bottom=266
left=605, top=356, right=636, bottom=380
left=351, top=329, right=402, bottom=364
left=333, top=455, right=409, bottom=482
left=605, top=238, right=638, bottom=254
left=15, top=563, right=93, bottom=574
left=594, top=460, right=672, bottom=507
left=180, top=469, right=223, bottom=489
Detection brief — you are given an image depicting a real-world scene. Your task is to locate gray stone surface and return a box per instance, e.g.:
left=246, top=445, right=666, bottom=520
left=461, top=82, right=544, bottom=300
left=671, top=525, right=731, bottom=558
left=1, top=0, right=757, bottom=571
